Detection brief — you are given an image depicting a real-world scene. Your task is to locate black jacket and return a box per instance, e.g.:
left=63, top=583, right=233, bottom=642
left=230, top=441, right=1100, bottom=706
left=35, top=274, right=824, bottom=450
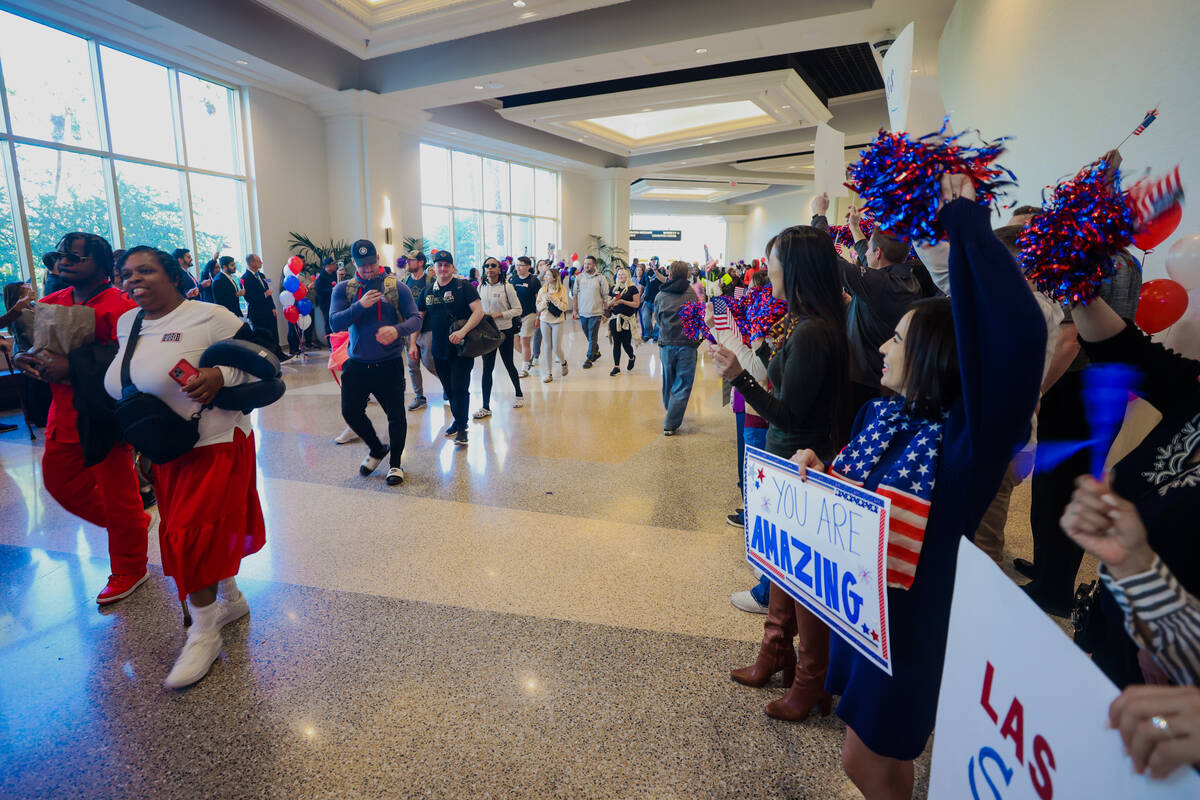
left=241, top=270, right=275, bottom=327
left=68, top=343, right=121, bottom=466
left=211, top=271, right=243, bottom=319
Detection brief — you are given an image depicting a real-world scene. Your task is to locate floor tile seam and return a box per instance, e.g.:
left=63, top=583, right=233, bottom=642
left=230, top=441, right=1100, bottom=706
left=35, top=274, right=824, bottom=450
left=0, top=541, right=759, bottom=651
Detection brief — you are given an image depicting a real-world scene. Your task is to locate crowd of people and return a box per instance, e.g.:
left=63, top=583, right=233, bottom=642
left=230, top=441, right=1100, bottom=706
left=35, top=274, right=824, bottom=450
left=3, top=150, right=1199, bottom=792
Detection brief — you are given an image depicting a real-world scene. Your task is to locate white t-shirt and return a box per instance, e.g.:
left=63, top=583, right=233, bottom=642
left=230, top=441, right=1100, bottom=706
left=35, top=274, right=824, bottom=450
left=104, top=300, right=251, bottom=448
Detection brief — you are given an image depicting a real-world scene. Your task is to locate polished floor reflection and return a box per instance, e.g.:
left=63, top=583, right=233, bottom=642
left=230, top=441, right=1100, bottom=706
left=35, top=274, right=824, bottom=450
left=0, top=326, right=1049, bottom=798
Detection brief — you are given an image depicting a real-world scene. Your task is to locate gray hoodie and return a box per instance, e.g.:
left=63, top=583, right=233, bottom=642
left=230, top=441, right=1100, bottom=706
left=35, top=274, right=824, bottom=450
left=653, top=277, right=700, bottom=347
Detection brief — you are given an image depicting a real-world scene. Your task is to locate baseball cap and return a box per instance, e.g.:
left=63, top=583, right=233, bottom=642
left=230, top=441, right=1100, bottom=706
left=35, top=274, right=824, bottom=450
left=407, top=250, right=427, bottom=263
left=322, top=255, right=335, bottom=266
left=350, top=239, right=377, bottom=266
left=432, top=250, right=454, bottom=265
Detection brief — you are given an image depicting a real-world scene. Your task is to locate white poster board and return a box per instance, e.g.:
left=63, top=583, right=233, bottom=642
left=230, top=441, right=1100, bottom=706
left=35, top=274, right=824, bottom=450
left=881, top=22, right=915, bottom=132
left=814, top=122, right=848, bottom=198
left=744, top=446, right=893, bottom=674
left=929, top=541, right=1200, bottom=798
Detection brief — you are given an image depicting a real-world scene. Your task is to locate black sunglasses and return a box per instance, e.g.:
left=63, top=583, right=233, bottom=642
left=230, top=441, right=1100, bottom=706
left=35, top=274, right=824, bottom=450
left=56, top=251, right=85, bottom=264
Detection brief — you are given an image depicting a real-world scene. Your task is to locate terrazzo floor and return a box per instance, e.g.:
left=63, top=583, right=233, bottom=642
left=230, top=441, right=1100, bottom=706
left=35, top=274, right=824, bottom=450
left=0, top=325, right=1079, bottom=799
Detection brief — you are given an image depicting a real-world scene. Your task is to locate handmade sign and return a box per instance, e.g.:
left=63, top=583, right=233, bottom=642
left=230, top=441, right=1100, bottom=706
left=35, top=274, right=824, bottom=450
left=929, top=541, right=1200, bottom=799
left=814, top=122, right=848, bottom=198
left=881, top=22, right=915, bottom=132
left=744, top=446, right=893, bottom=675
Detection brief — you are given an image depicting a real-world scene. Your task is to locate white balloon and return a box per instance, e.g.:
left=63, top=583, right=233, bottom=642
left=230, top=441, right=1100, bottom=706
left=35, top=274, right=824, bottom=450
left=298, top=314, right=312, bottom=331
left=280, top=290, right=295, bottom=307
left=1166, top=234, right=1200, bottom=292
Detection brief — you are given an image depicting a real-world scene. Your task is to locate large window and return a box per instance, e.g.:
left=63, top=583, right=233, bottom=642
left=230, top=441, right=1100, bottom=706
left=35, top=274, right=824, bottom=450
left=0, top=9, right=251, bottom=289
left=419, top=143, right=558, bottom=272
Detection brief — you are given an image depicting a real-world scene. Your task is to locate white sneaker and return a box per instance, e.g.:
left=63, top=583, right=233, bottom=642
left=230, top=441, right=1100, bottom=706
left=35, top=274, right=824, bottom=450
left=216, top=594, right=250, bottom=627
left=731, top=590, right=768, bottom=615
left=386, top=467, right=405, bottom=486
left=512, top=397, right=524, bottom=408
left=543, top=374, right=553, bottom=383
left=518, top=367, right=530, bottom=378
left=334, top=426, right=360, bottom=445
left=164, top=626, right=223, bottom=688
left=472, top=408, right=492, bottom=419
left=360, top=447, right=388, bottom=476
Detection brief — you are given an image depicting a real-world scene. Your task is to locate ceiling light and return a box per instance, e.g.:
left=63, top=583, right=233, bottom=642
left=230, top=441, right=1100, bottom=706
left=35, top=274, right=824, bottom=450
left=513, top=0, right=526, bottom=5
left=474, top=85, right=484, bottom=89
left=695, top=48, right=708, bottom=54
left=520, top=11, right=537, bottom=18
left=448, top=131, right=457, bottom=135
left=781, top=104, right=791, bottom=109
left=235, top=59, right=248, bottom=65
left=640, top=107, right=652, bottom=112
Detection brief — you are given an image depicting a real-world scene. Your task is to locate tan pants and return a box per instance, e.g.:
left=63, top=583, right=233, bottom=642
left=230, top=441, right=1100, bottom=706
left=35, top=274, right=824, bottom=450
left=973, top=463, right=1018, bottom=564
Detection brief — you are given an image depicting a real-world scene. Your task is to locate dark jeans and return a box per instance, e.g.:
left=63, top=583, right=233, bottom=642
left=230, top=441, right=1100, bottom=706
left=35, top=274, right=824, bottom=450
left=340, top=357, right=407, bottom=467
left=609, top=318, right=634, bottom=365
left=287, top=321, right=301, bottom=354
left=579, top=315, right=602, bottom=362
left=1029, top=369, right=1088, bottom=604
left=434, top=353, right=474, bottom=433
left=480, top=327, right=522, bottom=408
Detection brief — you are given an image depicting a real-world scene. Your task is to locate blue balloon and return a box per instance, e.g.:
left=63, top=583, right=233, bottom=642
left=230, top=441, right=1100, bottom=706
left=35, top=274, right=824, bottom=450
left=283, top=274, right=300, bottom=293
left=296, top=298, right=313, bottom=316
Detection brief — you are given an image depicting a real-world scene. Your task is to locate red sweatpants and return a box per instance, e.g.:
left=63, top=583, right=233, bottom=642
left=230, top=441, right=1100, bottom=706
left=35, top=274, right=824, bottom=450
left=42, top=437, right=150, bottom=576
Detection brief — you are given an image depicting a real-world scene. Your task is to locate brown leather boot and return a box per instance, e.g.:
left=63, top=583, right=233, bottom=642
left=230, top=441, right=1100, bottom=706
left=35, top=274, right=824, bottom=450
left=764, top=601, right=833, bottom=721
left=731, top=581, right=797, bottom=687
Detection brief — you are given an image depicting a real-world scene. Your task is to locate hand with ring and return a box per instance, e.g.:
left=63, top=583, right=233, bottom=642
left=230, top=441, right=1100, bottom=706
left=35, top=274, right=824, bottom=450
left=1109, top=685, right=1200, bottom=779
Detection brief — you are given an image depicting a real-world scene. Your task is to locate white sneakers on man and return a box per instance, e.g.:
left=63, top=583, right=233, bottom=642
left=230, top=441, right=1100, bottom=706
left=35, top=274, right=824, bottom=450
left=334, top=426, right=360, bottom=445
left=730, top=590, right=768, bottom=614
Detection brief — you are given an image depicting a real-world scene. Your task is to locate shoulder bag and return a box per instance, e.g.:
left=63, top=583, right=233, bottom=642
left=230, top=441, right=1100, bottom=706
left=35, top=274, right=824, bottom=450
left=113, top=311, right=204, bottom=464
left=450, top=279, right=503, bottom=358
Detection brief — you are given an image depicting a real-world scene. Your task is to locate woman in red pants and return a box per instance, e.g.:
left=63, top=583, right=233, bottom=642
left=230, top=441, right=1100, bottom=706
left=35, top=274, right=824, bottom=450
left=105, top=246, right=265, bottom=688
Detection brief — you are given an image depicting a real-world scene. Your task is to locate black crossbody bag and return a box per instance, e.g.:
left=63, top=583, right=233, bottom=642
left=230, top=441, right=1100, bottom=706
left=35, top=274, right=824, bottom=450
left=113, top=311, right=203, bottom=464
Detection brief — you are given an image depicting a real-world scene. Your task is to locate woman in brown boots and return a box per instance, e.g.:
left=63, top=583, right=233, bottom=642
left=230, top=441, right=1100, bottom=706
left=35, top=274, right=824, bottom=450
left=711, top=224, right=852, bottom=720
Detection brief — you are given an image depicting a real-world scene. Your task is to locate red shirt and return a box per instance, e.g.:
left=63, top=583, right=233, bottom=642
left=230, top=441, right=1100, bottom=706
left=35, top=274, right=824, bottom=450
left=41, top=285, right=136, bottom=443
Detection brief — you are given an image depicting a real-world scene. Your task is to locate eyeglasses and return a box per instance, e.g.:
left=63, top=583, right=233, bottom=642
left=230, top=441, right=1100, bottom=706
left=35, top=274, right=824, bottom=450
left=55, top=251, right=84, bottom=264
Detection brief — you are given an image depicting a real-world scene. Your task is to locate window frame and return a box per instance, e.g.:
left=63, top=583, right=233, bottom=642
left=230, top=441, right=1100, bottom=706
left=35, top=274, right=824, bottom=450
left=0, top=9, right=254, bottom=290
left=419, top=142, right=560, bottom=271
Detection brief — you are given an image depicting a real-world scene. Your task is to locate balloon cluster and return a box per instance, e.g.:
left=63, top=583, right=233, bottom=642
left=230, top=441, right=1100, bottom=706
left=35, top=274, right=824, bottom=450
left=845, top=122, right=1014, bottom=246
left=279, top=255, right=315, bottom=330
left=1017, top=159, right=1136, bottom=304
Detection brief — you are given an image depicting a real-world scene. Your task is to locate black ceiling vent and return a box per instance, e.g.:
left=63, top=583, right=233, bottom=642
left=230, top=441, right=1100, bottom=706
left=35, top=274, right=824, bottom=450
left=498, top=43, right=882, bottom=110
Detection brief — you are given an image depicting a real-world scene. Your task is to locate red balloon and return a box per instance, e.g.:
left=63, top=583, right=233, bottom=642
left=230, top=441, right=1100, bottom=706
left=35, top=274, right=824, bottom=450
left=288, top=255, right=304, bottom=275
left=293, top=282, right=307, bottom=301
left=1135, top=278, right=1189, bottom=334
left=283, top=305, right=300, bottom=324
left=1134, top=203, right=1182, bottom=251
left=571, top=252, right=579, bottom=261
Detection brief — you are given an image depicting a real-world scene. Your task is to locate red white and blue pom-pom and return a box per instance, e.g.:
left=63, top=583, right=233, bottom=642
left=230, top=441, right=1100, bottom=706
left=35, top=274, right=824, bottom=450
left=1017, top=159, right=1136, bottom=304
left=746, top=286, right=787, bottom=342
left=678, top=301, right=713, bottom=343
left=845, top=121, right=1014, bottom=246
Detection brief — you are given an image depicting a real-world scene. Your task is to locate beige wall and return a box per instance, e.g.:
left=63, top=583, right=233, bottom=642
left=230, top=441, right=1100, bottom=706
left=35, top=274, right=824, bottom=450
left=939, top=0, right=1200, bottom=279
left=742, top=191, right=811, bottom=261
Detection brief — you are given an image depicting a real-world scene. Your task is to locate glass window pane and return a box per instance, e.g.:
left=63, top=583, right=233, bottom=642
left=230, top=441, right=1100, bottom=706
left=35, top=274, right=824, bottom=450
left=179, top=73, right=237, bottom=173
left=451, top=151, right=481, bottom=209
left=0, top=11, right=101, bottom=147
left=453, top=209, right=482, bottom=275
left=15, top=144, right=111, bottom=258
left=0, top=178, right=23, bottom=285
left=510, top=164, right=534, bottom=215
left=535, top=218, right=556, bottom=259
left=482, top=158, right=508, bottom=212
left=116, top=161, right=185, bottom=251
left=419, top=144, right=450, bottom=206
left=422, top=205, right=451, bottom=257
left=101, top=47, right=177, bottom=163
left=511, top=216, right=533, bottom=261
left=535, top=169, right=557, bottom=218
left=190, top=173, right=246, bottom=262
left=483, top=213, right=509, bottom=260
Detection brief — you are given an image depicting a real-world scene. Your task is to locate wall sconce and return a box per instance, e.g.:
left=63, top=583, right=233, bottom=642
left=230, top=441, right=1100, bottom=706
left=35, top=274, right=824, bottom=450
left=381, top=196, right=395, bottom=265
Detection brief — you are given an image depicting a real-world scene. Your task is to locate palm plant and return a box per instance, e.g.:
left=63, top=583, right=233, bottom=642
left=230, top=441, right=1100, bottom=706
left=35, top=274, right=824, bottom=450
left=588, top=234, right=629, bottom=277
left=287, top=233, right=351, bottom=276
left=401, top=235, right=425, bottom=256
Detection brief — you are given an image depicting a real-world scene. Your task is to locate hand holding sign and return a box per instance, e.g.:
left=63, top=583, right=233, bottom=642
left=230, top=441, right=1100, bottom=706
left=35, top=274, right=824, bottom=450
left=1110, top=686, right=1200, bottom=779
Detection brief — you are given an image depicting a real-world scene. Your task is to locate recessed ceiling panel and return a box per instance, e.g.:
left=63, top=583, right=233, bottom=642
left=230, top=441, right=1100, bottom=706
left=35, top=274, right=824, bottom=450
left=631, top=179, right=770, bottom=203
left=576, top=101, right=772, bottom=144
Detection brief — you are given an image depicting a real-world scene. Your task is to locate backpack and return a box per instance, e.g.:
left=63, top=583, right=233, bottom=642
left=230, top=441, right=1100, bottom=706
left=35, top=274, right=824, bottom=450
left=345, top=275, right=404, bottom=319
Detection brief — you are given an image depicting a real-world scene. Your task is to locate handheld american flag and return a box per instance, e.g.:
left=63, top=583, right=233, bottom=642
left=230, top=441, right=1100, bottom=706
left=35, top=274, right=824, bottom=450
left=711, top=296, right=733, bottom=332
left=1133, top=106, right=1159, bottom=136
left=733, top=285, right=745, bottom=300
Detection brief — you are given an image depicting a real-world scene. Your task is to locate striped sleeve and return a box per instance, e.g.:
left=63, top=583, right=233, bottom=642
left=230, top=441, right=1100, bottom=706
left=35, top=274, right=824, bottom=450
left=1100, top=557, right=1200, bottom=686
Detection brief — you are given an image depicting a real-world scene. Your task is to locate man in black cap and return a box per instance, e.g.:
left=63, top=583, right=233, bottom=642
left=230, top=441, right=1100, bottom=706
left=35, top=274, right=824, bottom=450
left=413, top=250, right=484, bottom=447
left=402, top=250, right=436, bottom=410
left=329, top=239, right=422, bottom=485
left=315, top=255, right=338, bottom=347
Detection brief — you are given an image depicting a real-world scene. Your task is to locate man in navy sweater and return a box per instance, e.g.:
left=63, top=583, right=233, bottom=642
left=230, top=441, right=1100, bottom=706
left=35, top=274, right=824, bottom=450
left=329, top=239, right=422, bottom=486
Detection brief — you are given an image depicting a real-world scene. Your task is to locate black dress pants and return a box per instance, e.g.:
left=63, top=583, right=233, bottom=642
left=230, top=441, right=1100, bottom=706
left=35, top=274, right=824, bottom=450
left=434, top=353, right=474, bottom=433
left=340, top=358, right=407, bottom=467
left=610, top=318, right=634, bottom=364
left=1029, top=369, right=1088, bottom=605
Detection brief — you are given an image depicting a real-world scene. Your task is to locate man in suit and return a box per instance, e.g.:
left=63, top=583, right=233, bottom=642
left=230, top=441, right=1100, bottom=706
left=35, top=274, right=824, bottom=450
left=241, top=254, right=290, bottom=361
left=211, top=256, right=244, bottom=319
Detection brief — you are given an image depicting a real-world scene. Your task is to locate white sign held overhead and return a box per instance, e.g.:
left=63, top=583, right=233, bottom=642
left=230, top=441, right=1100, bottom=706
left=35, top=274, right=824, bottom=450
left=814, top=123, right=848, bottom=198
left=929, top=541, right=1200, bottom=799
left=881, top=22, right=915, bottom=132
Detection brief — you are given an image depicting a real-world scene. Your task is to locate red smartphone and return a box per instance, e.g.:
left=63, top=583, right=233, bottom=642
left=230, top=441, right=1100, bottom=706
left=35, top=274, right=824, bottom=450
left=169, top=359, right=200, bottom=386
